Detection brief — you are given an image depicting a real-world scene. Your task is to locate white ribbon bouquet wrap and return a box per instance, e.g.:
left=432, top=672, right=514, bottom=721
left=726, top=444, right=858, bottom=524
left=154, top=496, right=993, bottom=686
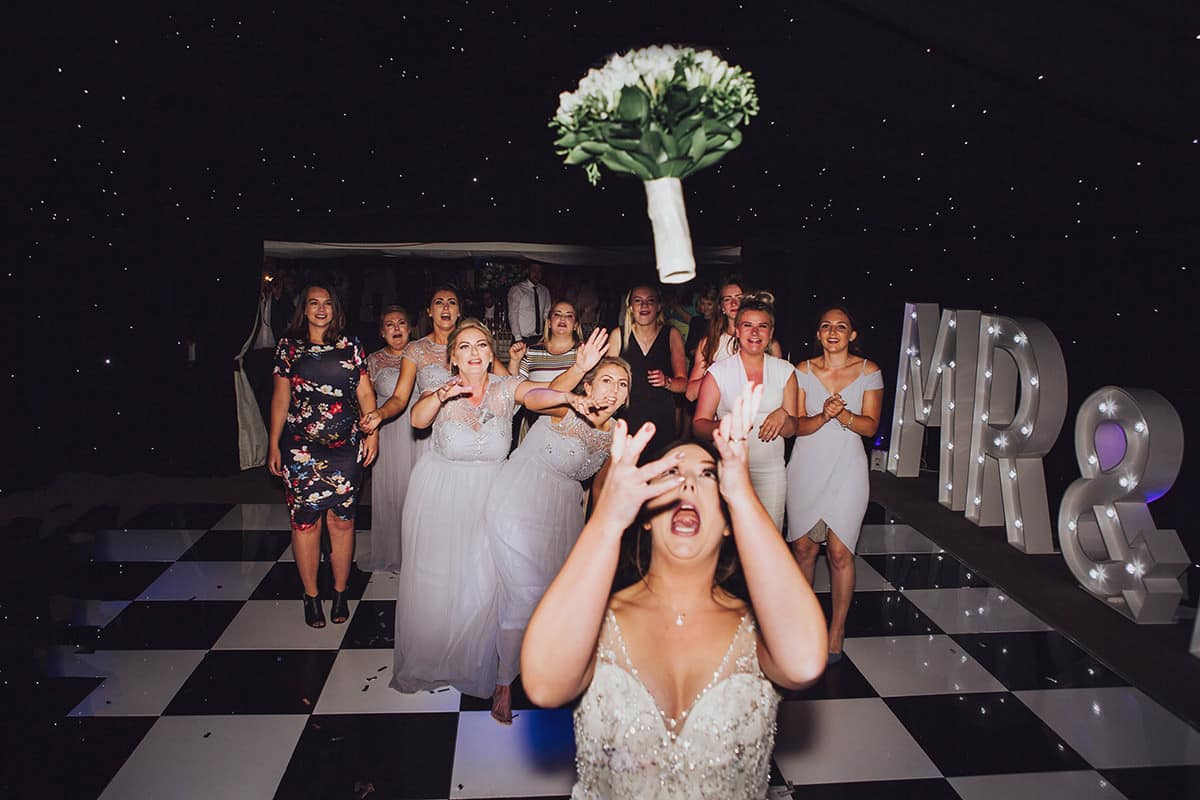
left=551, top=46, right=759, bottom=284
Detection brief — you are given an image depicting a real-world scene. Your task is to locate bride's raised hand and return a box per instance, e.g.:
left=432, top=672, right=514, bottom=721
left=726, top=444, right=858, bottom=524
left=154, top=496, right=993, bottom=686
left=590, top=420, right=684, bottom=533
left=713, top=382, right=763, bottom=504
left=574, top=327, right=610, bottom=373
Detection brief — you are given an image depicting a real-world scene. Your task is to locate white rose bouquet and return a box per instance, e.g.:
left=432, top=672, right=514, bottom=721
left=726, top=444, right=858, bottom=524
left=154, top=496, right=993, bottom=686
left=551, top=46, right=759, bottom=283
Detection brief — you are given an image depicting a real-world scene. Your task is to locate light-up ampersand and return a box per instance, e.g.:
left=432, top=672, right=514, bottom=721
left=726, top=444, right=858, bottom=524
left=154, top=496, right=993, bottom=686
left=1058, top=387, right=1187, bottom=624
left=964, top=316, right=1068, bottom=553
left=887, top=303, right=981, bottom=512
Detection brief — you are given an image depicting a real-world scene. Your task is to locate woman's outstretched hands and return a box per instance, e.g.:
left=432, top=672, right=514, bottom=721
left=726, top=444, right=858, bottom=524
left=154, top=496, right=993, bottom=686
left=590, top=420, right=684, bottom=533
left=712, top=382, right=763, bottom=503
left=359, top=409, right=383, bottom=434
left=434, top=377, right=472, bottom=403
left=574, top=327, right=610, bottom=373
left=564, top=391, right=614, bottom=424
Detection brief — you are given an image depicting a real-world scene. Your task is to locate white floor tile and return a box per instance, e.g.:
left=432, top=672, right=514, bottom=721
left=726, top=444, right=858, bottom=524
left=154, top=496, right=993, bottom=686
left=856, top=524, right=944, bottom=554
left=47, top=649, right=206, bottom=716
left=844, top=635, right=1006, bottom=696
left=92, top=530, right=207, bottom=562
left=314, top=649, right=462, bottom=714
left=99, top=715, right=307, bottom=800
left=1016, top=686, right=1200, bottom=768
left=211, top=503, right=293, bottom=531
left=135, top=561, right=274, bottom=601
left=774, top=698, right=942, bottom=784
left=949, top=770, right=1128, bottom=800
left=361, top=569, right=401, bottom=599
left=449, top=709, right=577, bottom=798
left=213, top=599, right=356, bottom=650
left=811, top=555, right=893, bottom=592
left=901, top=587, right=1052, bottom=634
left=70, top=599, right=131, bottom=628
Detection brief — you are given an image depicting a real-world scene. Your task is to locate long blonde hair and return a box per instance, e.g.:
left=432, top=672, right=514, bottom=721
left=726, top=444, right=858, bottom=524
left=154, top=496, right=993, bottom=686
left=445, top=317, right=496, bottom=374
left=702, top=279, right=743, bottom=366
left=620, top=285, right=665, bottom=351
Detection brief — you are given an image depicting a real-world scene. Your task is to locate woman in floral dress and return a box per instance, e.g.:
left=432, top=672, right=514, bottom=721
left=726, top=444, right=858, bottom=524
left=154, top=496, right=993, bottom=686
left=268, top=284, right=379, bottom=628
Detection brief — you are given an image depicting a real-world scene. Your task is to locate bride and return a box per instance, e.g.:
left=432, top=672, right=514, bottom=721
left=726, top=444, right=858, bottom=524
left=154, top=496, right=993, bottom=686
left=522, top=384, right=827, bottom=798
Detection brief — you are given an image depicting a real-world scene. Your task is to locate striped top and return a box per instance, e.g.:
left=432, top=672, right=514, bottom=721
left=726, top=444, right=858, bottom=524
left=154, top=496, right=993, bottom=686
left=518, top=344, right=578, bottom=383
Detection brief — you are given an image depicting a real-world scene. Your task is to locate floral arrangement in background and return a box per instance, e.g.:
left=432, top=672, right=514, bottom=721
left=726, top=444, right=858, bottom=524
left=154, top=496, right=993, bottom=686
left=550, top=46, right=759, bottom=186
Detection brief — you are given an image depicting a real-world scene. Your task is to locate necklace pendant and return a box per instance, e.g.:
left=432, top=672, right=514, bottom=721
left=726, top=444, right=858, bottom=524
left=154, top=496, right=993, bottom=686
left=675, top=613, right=685, bottom=627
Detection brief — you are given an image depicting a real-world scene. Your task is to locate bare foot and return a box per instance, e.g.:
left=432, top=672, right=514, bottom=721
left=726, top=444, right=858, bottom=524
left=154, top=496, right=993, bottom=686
left=490, top=684, right=512, bottom=725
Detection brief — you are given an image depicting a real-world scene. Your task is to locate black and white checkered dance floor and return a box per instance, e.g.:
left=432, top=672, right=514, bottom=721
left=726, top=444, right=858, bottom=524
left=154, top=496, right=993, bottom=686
left=31, top=501, right=1200, bottom=798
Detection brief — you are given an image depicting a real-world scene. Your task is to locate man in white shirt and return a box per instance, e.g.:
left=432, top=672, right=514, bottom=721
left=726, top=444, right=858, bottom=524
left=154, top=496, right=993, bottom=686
left=507, top=262, right=552, bottom=343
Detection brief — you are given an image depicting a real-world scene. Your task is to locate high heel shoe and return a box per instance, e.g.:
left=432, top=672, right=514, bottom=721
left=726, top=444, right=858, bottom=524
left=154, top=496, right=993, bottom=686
left=303, top=594, right=326, bottom=628
left=330, top=589, right=350, bottom=624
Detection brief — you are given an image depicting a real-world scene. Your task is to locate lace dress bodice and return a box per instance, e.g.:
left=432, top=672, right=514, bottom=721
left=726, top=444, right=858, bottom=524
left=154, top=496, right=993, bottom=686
left=431, top=375, right=521, bottom=462
left=572, top=611, right=779, bottom=799
left=518, top=412, right=612, bottom=482
left=368, top=350, right=406, bottom=399
left=402, top=337, right=451, bottom=396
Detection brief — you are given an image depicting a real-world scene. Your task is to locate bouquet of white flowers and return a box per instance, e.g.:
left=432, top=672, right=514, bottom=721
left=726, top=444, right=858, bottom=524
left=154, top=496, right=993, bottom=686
left=551, top=46, right=759, bottom=283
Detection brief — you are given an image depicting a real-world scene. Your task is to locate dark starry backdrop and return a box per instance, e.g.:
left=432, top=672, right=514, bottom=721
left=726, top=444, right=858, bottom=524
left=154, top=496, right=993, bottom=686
left=9, top=2, right=1198, bottom=539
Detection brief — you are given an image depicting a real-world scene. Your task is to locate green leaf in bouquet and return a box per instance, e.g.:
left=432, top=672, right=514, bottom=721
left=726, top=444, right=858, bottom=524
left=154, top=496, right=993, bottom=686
left=637, top=129, right=663, bottom=158
left=664, top=85, right=691, bottom=115
left=600, top=149, right=655, bottom=180
left=687, top=127, right=707, bottom=160
left=616, top=86, right=651, bottom=124
left=660, top=130, right=680, bottom=160
left=660, top=157, right=692, bottom=178
left=605, top=136, right=642, bottom=152
left=704, top=133, right=730, bottom=150
left=681, top=149, right=729, bottom=178
left=701, top=119, right=734, bottom=137
left=564, top=145, right=594, bottom=165
left=554, top=131, right=581, bottom=148
left=579, top=141, right=610, bottom=155
left=723, top=128, right=744, bottom=150
left=674, top=112, right=705, bottom=139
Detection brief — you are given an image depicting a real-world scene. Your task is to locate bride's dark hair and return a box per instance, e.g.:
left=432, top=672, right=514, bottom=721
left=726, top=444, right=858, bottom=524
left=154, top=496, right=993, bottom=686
left=611, top=439, right=748, bottom=601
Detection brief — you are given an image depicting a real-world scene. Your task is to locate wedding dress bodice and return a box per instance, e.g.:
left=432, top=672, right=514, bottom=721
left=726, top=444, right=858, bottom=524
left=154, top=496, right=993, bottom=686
left=572, top=610, right=779, bottom=799
left=403, top=337, right=452, bottom=395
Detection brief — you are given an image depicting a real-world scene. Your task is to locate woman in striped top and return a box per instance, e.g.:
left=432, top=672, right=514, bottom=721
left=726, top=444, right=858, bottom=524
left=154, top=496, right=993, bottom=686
left=518, top=300, right=583, bottom=383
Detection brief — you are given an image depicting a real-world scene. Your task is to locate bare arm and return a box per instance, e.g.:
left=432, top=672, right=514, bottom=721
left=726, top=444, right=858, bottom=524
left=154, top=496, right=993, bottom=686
left=410, top=378, right=472, bottom=429
left=759, top=372, right=799, bottom=441
left=713, top=385, right=827, bottom=688
left=691, top=372, right=721, bottom=441
left=665, top=327, right=687, bottom=393
left=355, top=373, right=379, bottom=467
left=522, top=422, right=683, bottom=707
left=362, top=358, right=417, bottom=432
left=684, top=336, right=709, bottom=401
left=266, top=375, right=291, bottom=476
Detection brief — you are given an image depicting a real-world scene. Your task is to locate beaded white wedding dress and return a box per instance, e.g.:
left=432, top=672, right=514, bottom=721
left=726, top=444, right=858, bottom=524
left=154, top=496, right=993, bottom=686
left=571, top=611, right=779, bottom=799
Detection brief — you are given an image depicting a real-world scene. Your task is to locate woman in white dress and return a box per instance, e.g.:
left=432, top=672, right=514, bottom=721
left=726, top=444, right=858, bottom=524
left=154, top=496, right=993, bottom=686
left=390, top=322, right=609, bottom=700
left=361, top=305, right=414, bottom=572
left=785, top=306, right=883, bottom=662
left=486, top=356, right=631, bottom=723
left=692, top=292, right=798, bottom=530
left=523, top=384, right=827, bottom=799
left=685, top=277, right=782, bottom=401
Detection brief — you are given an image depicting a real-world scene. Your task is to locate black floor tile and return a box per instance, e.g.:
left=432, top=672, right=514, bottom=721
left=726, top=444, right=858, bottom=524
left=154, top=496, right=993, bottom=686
left=275, top=713, right=458, bottom=800
left=786, top=778, right=961, bottom=799
left=861, top=553, right=991, bottom=590
left=1100, top=765, right=1200, bottom=800
left=124, top=503, right=234, bottom=530
left=341, top=600, right=394, bottom=649
left=778, top=652, right=879, bottom=701
left=179, top=530, right=292, bottom=561
left=885, top=692, right=1090, bottom=776
left=251, top=562, right=370, bottom=601
left=3, top=716, right=156, bottom=798
left=953, top=631, right=1128, bottom=691
left=57, top=561, right=170, bottom=600
left=863, top=502, right=904, bottom=524
left=3, top=674, right=104, bottom=719
left=818, top=591, right=943, bottom=638
left=164, top=650, right=337, bottom=715
left=96, top=600, right=243, bottom=649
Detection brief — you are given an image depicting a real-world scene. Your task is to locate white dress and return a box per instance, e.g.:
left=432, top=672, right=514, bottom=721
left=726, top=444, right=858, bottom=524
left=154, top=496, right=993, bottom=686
left=401, top=337, right=452, bottom=461
left=706, top=354, right=793, bottom=529
left=361, top=350, right=417, bottom=572
left=390, top=375, right=522, bottom=698
left=572, top=610, right=779, bottom=799
left=784, top=360, right=885, bottom=548
left=486, top=412, right=612, bottom=685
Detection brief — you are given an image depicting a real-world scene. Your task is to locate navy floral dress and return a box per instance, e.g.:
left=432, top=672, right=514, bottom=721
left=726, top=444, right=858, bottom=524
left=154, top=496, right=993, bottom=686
left=273, top=336, right=369, bottom=529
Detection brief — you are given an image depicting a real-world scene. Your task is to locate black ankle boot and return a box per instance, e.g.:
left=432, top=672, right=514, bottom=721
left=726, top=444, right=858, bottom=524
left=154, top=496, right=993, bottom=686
left=330, top=589, right=350, bottom=624
left=303, top=594, right=326, bottom=628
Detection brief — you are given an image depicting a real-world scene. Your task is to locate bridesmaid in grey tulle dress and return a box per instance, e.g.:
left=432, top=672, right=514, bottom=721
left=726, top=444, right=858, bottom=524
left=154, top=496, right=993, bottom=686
left=361, top=306, right=415, bottom=572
